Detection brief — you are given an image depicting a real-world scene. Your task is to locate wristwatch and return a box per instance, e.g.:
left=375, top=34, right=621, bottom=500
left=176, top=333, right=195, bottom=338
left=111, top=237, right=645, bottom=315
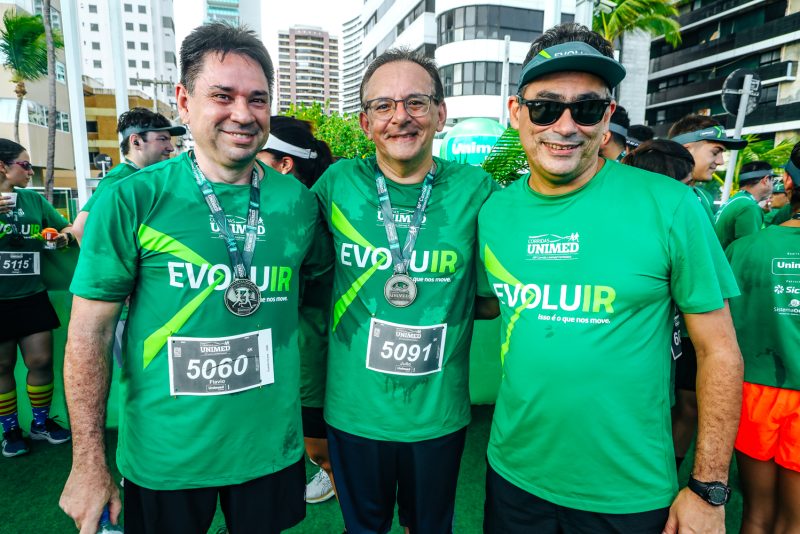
left=687, top=476, right=731, bottom=506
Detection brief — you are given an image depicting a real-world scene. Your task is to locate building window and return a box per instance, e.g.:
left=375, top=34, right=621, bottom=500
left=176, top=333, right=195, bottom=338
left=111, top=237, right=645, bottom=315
left=93, top=60, right=102, bottom=68
left=125, top=22, right=134, bottom=31
left=438, top=6, right=543, bottom=45
left=138, top=5, right=146, bottom=13
left=758, top=85, right=778, bottom=105
left=91, top=42, right=100, bottom=50
left=440, top=61, right=521, bottom=97
left=162, top=16, right=175, bottom=31
left=90, top=23, right=99, bottom=31
left=140, top=42, right=149, bottom=51
left=164, top=51, right=176, bottom=66
left=142, top=60, right=150, bottom=69
left=128, top=59, right=137, bottom=68
left=760, top=49, right=781, bottom=66
left=127, top=41, right=135, bottom=49
left=88, top=4, right=97, bottom=13
left=27, top=102, right=46, bottom=127
left=86, top=120, right=98, bottom=133
left=55, top=62, right=66, bottom=84
left=139, top=23, right=147, bottom=32
left=124, top=3, right=132, bottom=12
left=130, top=77, right=137, bottom=85
left=57, top=111, right=70, bottom=132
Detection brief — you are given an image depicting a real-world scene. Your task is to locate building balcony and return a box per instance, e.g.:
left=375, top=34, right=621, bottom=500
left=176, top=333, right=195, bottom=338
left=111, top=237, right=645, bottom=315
left=650, top=12, right=800, bottom=74
left=674, top=0, right=754, bottom=28
left=650, top=99, right=800, bottom=137
left=647, top=60, right=796, bottom=108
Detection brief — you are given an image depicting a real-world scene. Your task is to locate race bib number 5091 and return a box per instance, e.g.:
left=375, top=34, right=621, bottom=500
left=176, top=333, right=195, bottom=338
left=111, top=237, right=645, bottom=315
left=365, top=318, right=447, bottom=376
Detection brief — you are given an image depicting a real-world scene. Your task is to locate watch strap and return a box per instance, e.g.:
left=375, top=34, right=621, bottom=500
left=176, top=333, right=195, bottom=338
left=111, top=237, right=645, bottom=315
left=687, top=476, right=731, bottom=506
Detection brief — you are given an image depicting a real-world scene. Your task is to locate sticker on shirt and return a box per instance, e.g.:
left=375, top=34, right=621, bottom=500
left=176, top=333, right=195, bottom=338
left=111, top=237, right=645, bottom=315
left=671, top=307, right=683, bottom=361
left=527, top=233, right=580, bottom=261
left=0, top=251, right=40, bottom=276
left=168, top=329, right=274, bottom=396
left=366, top=318, right=447, bottom=376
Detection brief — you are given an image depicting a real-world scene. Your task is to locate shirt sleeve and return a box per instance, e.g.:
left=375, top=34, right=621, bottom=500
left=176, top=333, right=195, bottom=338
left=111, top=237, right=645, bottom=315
left=734, top=203, right=763, bottom=240
left=669, top=189, right=740, bottom=314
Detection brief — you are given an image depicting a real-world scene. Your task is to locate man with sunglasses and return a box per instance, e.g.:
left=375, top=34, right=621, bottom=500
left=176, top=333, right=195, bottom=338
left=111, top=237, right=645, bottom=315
left=478, top=23, right=742, bottom=533
left=311, top=48, right=497, bottom=533
left=71, top=108, right=185, bottom=244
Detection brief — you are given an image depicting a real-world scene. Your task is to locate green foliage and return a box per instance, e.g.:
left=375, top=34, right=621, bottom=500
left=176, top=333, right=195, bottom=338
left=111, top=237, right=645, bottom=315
left=593, top=0, right=682, bottom=47
left=0, top=10, right=62, bottom=84
left=713, top=135, right=799, bottom=196
left=480, top=128, right=529, bottom=186
left=283, top=102, right=375, bottom=160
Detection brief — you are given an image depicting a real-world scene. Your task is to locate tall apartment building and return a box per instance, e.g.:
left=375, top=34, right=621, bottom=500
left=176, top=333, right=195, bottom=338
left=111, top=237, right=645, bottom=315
left=276, top=27, right=340, bottom=113
left=205, top=0, right=238, bottom=24
left=0, top=0, right=75, bottom=185
left=342, top=15, right=362, bottom=114
left=646, top=0, right=799, bottom=141
left=79, top=0, right=178, bottom=109
left=358, top=0, right=574, bottom=125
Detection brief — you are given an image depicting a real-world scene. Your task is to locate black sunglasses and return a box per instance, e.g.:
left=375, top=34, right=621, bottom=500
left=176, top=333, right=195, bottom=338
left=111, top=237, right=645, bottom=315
left=8, top=160, right=32, bottom=171
left=517, top=97, right=611, bottom=126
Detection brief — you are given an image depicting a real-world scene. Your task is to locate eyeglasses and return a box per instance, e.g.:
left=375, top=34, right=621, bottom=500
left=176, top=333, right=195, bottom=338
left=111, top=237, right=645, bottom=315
left=363, top=94, right=437, bottom=120
left=517, top=97, right=611, bottom=126
left=8, top=160, right=32, bottom=171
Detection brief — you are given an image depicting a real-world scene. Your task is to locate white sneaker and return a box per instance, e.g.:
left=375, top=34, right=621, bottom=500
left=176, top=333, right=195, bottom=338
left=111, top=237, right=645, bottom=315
left=305, top=467, right=334, bottom=503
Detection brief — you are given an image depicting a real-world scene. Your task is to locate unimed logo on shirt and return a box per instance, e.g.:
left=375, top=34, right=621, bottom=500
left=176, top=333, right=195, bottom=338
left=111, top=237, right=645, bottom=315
left=376, top=208, right=428, bottom=229
left=209, top=215, right=267, bottom=242
left=772, top=258, right=800, bottom=276
left=527, top=233, right=580, bottom=261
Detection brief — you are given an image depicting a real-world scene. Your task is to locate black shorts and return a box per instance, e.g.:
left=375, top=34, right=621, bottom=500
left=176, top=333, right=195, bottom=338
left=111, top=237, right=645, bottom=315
left=484, top=462, right=669, bottom=534
left=123, top=458, right=306, bottom=534
left=327, top=425, right=467, bottom=534
left=674, top=337, right=697, bottom=392
left=302, top=406, right=327, bottom=439
left=0, top=291, right=60, bottom=342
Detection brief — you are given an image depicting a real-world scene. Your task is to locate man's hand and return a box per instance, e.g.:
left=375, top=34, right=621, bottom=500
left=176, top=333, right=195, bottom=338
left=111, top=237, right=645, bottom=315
left=60, top=462, right=121, bottom=533
left=662, top=487, right=725, bottom=534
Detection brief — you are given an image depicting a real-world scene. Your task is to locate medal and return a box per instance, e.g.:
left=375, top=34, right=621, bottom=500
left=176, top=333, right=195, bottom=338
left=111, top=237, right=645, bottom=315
left=384, top=273, right=417, bottom=307
left=224, top=278, right=262, bottom=317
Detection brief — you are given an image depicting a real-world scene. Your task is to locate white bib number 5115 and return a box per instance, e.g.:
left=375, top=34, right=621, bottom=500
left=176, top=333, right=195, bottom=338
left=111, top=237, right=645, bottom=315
left=365, top=318, right=447, bottom=376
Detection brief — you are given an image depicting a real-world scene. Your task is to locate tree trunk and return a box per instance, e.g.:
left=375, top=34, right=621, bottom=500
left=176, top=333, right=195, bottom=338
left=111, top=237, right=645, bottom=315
left=13, top=82, right=25, bottom=144
left=43, top=0, right=57, bottom=204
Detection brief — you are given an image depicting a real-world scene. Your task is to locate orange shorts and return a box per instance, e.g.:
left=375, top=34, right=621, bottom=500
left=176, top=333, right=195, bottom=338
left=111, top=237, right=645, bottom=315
left=735, top=382, right=800, bottom=472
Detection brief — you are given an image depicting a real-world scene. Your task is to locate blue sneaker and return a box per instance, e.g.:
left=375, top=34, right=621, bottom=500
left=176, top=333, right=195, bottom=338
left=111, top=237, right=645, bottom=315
left=30, top=417, right=71, bottom=444
left=2, top=427, right=29, bottom=457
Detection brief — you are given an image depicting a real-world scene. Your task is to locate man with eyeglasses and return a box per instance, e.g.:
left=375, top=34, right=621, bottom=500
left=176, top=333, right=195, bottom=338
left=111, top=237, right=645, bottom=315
left=311, top=47, right=497, bottom=533
left=71, top=108, right=185, bottom=243
left=478, top=23, right=742, bottom=533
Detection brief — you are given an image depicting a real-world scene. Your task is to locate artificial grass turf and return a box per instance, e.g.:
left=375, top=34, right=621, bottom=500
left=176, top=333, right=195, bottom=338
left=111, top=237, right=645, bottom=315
left=0, top=405, right=742, bottom=533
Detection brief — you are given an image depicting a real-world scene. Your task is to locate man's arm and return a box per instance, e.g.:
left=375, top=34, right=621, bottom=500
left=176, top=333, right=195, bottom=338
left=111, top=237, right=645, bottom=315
left=71, top=211, right=89, bottom=245
left=663, top=303, right=743, bottom=534
left=59, top=297, right=123, bottom=534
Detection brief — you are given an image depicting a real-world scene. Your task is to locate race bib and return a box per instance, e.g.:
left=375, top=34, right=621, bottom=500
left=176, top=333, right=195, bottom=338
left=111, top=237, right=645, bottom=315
left=168, top=329, right=274, bottom=396
left=671, top=306, right=683, bottom=361
left=365, top=318, right=447, bottom=376
left=0, top=251, right=39, bottom=276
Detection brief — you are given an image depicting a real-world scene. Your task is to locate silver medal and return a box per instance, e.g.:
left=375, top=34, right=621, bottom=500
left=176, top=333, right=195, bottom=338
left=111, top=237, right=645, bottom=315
left=384, top=273, right=417, bottom=307
left=224, top=278, right=262, bottom=317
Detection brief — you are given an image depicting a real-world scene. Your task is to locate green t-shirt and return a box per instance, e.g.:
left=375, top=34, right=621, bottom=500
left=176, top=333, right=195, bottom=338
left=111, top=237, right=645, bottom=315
left=765, top=203, right=792, bottom=226
left=0, top=188, right=69, bottom=299
left=693, top=186, right=715, bottom=223
left=299, top=270, right=332, bottom=408
left=726, top=224, right=800, bottom=390
left=714, top=190, right=763, bottom=250
left=312, top=156, right=497, bottom=441
left=81, top=161, right=139, bottom=213
left=71, top=152, right=327, bottom=490
left=478, top=161, right=738, bottom=514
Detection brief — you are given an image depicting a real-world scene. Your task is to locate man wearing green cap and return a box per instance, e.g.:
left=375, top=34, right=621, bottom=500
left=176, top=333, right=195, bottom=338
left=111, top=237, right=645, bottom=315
left=767, top=142, right=799, bottom=226
left=765, top=179, right=789, bottom=225
left=478, top=23, right=742, bottom=533
left=714, top=161, right=773, bottom=250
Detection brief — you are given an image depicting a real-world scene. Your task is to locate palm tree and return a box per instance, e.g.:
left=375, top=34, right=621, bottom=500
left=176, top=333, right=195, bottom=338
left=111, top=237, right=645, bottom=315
left=0, top=10, right=49, bottom=143
left=593, top=0, right=682, bottom=47
left=712, top=135, right=799, bottom=197
left=42, top=0, right=60, bottom=202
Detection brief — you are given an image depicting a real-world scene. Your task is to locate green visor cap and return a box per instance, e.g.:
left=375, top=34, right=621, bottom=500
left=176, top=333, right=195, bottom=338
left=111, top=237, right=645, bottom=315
left=120, top=124, right=187, bottom=139
left=517, top=42, right=627, bottom=92
left=670, top=125, right=747, bottom=149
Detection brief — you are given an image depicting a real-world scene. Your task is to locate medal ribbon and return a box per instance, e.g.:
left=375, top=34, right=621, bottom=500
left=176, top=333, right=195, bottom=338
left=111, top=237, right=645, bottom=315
left=374, top=160, right=435, bottom=276
left=189, top=152, right=260, bottom=280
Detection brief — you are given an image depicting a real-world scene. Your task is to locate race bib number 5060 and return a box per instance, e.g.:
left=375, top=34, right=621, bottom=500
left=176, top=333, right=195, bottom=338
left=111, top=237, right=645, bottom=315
left=168, top=329, right=274, bottom=396
left=365, top=318, right=447, bottom=376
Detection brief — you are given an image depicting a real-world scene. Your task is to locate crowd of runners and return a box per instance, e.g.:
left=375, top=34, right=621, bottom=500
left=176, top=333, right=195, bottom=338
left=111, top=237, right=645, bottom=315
left=0, top=19, right=797, bottom=534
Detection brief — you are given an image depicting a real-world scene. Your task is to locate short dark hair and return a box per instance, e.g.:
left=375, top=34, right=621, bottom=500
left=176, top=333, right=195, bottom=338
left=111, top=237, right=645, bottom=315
left=609, top=105, right=630, bottom=147
left=117, top=108, right=172, bottom=155
left=628, top=124, right=654, bottom=144
left=739, top=161, right=772, bottom=186
left=0, top=138, right=26, bottom=163
left=792, top=140, right=800, bottom=168
left=265, top=116, right=333, bottom=188
left=522, top=23, right=615, bottom=66
left=360, top=47, right=444, bottom=107
left=180, top=22, right=274, bottom=98
left=621, top=139, right=695, bottom=182
left=667, top=114, right=723, bottom=139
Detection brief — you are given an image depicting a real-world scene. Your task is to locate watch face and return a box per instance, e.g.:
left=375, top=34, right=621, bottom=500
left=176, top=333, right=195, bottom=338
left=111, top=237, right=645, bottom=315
left=707, top=486, right=729, bottom=505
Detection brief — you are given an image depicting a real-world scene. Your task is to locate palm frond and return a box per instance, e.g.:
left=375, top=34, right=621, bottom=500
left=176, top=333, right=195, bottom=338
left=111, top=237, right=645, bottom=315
left=481, top=128, right=529, bottom=186
left=0, top=10, right=48, bottom=82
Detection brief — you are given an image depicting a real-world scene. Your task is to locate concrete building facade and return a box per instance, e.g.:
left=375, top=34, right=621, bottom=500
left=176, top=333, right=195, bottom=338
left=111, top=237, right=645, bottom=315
left=342, top=15, right=362, bottom=114
left=276, top=26, right=340, bottom=113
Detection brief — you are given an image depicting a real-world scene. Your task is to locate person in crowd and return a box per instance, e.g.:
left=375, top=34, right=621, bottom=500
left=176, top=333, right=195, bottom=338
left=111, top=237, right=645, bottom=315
left=626, top=123, right=654, bottom=154
left=599, top=104, right=629, bottom=161
left=725, top=141, right=800, bottom=534
left=59, top=23, right=329, bottom=534
left=714, top=161, right=773, bottom=250
left=312, top=47, right=497, bottom=533
left=71, top=108, right=185, bottom=243
left=0, top=139, right=74, bottom=458
left=479, top=23, right=742, bottom=533
left=621, top=138, right=694, bottom=182
left=766, top=149, right=798, bottom=226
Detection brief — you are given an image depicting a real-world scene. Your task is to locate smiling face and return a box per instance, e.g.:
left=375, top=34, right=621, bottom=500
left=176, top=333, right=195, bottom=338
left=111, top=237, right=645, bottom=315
left=359, top=61, right=446, bottom=176
left=176, top=52, right=270, bottom=178
left=136, top=131, right=176, bottom=167
left=685, top=140, right=725, bottom=183
left=509, top=71, right=614, bottom=194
